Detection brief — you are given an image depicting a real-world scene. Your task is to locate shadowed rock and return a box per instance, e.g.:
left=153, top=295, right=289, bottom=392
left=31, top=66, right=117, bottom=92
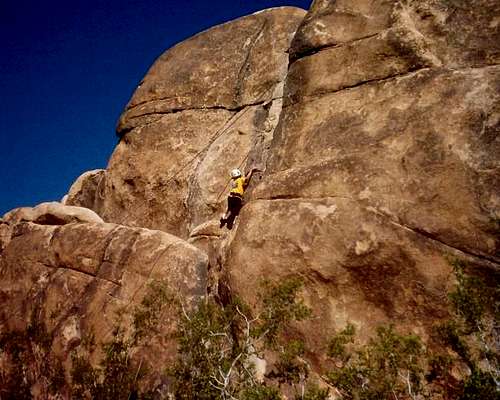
left=65, top=169, right=106, bottom=212
left=0, top=219, right=207, bottom=390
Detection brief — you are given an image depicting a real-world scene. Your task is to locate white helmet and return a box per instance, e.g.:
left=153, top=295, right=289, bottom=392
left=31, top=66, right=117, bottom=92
left=230, top=168, right=242, bottom=178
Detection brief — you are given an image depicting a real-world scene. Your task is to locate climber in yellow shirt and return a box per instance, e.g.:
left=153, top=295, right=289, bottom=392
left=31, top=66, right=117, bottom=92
left=220, top=168, right=259, bottom=229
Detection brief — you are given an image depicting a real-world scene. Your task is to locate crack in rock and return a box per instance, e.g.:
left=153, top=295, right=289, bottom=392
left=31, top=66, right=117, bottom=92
left=286, top=63, right=500, bottom=107
left=290, top=31, right=381, bottom=63
left=369, top=208, right=500, bottom=268
left=251, top=196, right=499, bottom=268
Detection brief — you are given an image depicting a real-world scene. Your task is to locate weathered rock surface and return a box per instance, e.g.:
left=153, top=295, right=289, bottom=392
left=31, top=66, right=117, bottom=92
left=0, top=218, right=207, bottom=393
left=3, top=202, right=104, bottom=225
left=290, top=0, right=500, bottom=68
left=268, top=68, right=500, bottom=262
left=224, top=0, right=500, bottom=360
left=2, top=0, right=500, bottom=395
left=116, top=7, right=307, bottom=134
left=0, top=219, right=10, bottom=254
left=94, top=7, right=306, bottom=238
left=64, top=169, right=106, bottom=212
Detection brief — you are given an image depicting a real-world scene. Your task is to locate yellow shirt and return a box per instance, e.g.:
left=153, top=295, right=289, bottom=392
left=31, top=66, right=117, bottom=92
left=230, top=177, right=246, bottom=196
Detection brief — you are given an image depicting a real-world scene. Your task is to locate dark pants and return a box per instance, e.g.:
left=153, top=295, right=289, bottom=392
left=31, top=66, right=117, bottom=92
left=227, top=195, right=242, bottom=215
left=221, top=194, right=242, bottom=229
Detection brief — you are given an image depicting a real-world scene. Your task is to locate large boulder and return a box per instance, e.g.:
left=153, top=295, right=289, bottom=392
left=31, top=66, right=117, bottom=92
left=0, top=219, right=208, bottom=393
left=3, top=202, right=104, bottom=225
left=290, top=0, right=500, bottom=68
left=224, top=0, right=500, bottom=360
left=93, top=7, right=306, bottom=238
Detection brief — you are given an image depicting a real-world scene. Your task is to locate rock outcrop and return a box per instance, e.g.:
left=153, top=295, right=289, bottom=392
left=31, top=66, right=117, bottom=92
left=225, top=0, right=500, bottom=359
left=64, top=169, right=106, bottom=212
left=2, top=1, right=500, bottom=396
left=3, top=202, right=104, bottom=226
left=0, top=205, right=207, bottom=394
left=94, top=7, right=307, bottom=238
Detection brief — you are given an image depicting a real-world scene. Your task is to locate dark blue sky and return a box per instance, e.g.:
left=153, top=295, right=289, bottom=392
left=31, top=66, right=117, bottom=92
left=0, top=0, right=311, bottom=215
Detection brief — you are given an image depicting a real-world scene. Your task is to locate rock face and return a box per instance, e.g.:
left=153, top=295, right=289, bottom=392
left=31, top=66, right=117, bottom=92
left=3, top=202, right=104, bottom=225
left=95, top=7, right=307, bottom=238
left=64, top=169, right=106, bottom=212
left=225, top=0, right=500, bottom=359
left=290, top=0, right=500, bottom=68
left=2, top=0, right=500, bottom=396
left=0, top=205, right=207, bottom=394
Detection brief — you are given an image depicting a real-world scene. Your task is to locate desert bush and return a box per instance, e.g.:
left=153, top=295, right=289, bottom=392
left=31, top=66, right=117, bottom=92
left=433, top=260, right=499, bottom=398
left=326, top=325, right=425, bottom=400
left=168, top=277, right=313, bottom=399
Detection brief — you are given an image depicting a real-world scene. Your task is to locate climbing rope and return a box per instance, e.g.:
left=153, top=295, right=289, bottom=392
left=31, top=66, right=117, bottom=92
left=162, top=86, right=274, bottom=187
left=112, top=85, right=274, bottom=226
left=98, top=86, right=276, bottom=340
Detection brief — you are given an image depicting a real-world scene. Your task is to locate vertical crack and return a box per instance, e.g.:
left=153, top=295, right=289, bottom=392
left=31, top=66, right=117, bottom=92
left=235, top=19, right=268, bottom=104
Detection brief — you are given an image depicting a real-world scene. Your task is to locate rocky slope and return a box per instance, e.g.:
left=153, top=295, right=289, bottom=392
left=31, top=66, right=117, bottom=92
left=1, top=1, right=499, bottom=397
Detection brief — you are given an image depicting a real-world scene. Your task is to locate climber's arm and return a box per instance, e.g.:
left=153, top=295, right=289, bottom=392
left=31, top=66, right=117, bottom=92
left=243, top=168, right=261, bottom=187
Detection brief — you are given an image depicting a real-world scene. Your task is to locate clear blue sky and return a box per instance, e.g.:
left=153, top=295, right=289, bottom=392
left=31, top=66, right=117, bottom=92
left=0, top=0, right=311, bottom=215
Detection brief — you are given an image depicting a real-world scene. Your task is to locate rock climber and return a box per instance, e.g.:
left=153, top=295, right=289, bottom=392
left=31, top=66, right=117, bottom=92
left=220, top=168, right=260, bottom=229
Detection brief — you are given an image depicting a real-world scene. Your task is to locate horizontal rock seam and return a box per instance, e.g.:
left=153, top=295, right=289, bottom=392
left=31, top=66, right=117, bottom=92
left=290, top=31, right=381, bottom=63
left=126, top=95, right=284, bottom=121
left=285, top=63, right=500, bottom=107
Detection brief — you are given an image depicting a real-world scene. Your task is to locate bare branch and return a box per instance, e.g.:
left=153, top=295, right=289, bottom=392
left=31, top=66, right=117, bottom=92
left=180, top=302, right=191, bottom=321
left=398, top=370, right=416, bottom=400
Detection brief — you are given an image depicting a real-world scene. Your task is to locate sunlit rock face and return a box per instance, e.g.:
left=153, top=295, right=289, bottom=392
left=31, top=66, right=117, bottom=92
left=64, top=169, right=105, bottom=211
left=95, top=7, right=307, bottom=239
left=2, top=0, right=499, bottom=395
left=224, top=0, right=500, bottom=362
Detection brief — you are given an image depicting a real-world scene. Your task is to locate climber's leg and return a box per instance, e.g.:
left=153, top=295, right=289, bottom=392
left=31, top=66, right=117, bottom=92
left=220, top=195, right=242, bottom=228
left=220, top=195, right=233, bottom=227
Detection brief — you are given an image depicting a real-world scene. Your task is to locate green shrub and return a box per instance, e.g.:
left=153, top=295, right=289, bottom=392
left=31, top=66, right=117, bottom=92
left=461, top=368, right=498, bottom=400
left=70, top=332, right=139, bottom=399
left=70, top=281, right=172, bottom=398
left=169, top=277, right=312, bottom=399
left=253, top=277, right=312, bottom=346
left=132, top=280, right=174, bottom=342
left=0, top=322, right=65, bottom=398
left=241, top=385, right=282, bottom=400
left=298, top=384, right=330, bottom=400
left=326, top=325, right=425, bottom=400
left=435, top=320, right=470, bottom=362
left=275, top=339, right=307, bottom=384
left=448, top=260, right=490, bottom=332
left=327, top=323, right=356, bottom=361
left=443, top=260, right=499, bottom=395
